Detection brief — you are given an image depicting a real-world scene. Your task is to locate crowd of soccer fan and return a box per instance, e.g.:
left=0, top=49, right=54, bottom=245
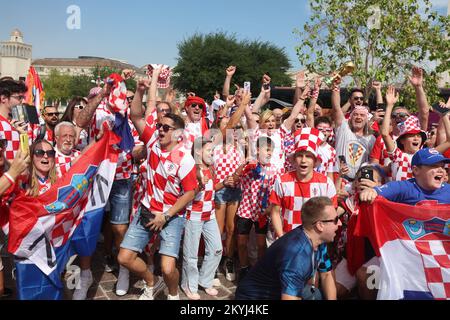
left=0, top=64, right=449, bottom=300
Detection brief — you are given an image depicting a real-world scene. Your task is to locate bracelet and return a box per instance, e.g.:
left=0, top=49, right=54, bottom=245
left=4, top=172, right=15, bottom=185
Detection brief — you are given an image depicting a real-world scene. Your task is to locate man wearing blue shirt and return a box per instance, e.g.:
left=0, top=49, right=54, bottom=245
left=360, top=148, right=450, bottom=205
left=235, top=197, right=340, bottom=300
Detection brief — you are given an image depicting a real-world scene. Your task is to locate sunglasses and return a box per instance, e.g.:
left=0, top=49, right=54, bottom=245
left=190, top=103, right=203, bottom=109
left=353, top=97, right=364, bottom=101
left=295, top=118, right=306, bottom=124
left=0, top=139, right=7, bottom=150
left=157, top=108, right=171, bottom=114
left=392, top=112, right=409, bottom=118
left=10, top=95, right=25, bottom=100
left=33, top=149, right=56, bottom=158
left=74, top=105, right=85, bottom=110
left=314, top=215, right=340, bottom=225
left=45, top=112, right=60, bottom=117
left=156, top=123, right=176, bottom=133
left=317, top=127, right=332, bottom=132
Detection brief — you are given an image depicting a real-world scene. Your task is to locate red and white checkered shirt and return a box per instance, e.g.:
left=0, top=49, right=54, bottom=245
left=55, top=148, right=81, bottom=178
left=316, top=143, right=338, bottom=175
left=213, top=144, right=244, bottom=184
left=251, top=127, right=287, bottom=173
left=186, top=168, right=216, bottom=222
left=269, top=171, right=337, bottom=233
left=140, top=115, right=198, bottom=214
left=237, top=163, right=279, bottom=222
left=90, top=101, right=141, bottom=180
left=0, top=114, right=20, bottom=161
left=388, top=147, right=414, bottom=181
left=280, top=125, right=298, bottom=172
left=38, top=177, right=52, bottom=195
left=29, top=124, right=54, bottom=144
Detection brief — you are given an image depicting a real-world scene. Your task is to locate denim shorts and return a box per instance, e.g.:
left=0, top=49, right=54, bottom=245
left=109, top=178, right=132, bottom=225
left=214, top=187, right=242, bottom=204
left=120, top=206, right=186, bottom=259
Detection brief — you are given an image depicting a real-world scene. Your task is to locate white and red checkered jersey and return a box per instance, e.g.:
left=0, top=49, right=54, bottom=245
left=213, top=143, right=244, bottom=184
left=90, top=101, right=140, bottom=180
left=316, top=143, right=338, bottom=175
left=250, top=127, right=287, bottom=173
left=76, top=127, right=90, bottom=151
left=269, top=171, right=337, bottom=233
left=140, top=115, right=198, bottom=214
left=29, top=124, right=54, bottom=144
left=388, top=147, right=414, bottom=181
left=237, top=163, right=279, bottom=222
left=185, top=168, right=216, bottom=222
left=280, top=125, right=297, bottom=172
left=55, top=148, right=81, bottom=178
left=0, top=114, right=20, bottom=161
left=38, top=177, right=52, bottom=195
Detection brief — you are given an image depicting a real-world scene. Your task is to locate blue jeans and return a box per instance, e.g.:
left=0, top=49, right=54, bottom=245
left=120, top=207, right=186, bottom=259
left=181, top=219, right=223, bottom=293
left=109, top=179, right=132, bottom=225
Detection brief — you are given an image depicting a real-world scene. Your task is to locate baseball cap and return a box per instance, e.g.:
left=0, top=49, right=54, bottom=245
left=411, top=148, right=450, bottom=167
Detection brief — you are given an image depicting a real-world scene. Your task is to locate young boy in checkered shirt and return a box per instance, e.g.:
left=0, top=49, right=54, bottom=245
left=270, top=128, right=337, bottom=238
left=180, top=137, right=223, bottom=300
left=234, top=136, right=279, bottom=282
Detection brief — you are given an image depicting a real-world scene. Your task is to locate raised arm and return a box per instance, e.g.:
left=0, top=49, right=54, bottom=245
left=146, top=66, right=162, bottom=114
left=76, top=86, right=109, bottom=128
left=331, top=76, right=344, bottom=127
left=372, top=81, right=383, bottom=105
left=381, top=86, right=399, bottom=153
left=293, top=71, right=306, bottom=104
left=222, top=66, right=236, bottom=99
left=284, top=85, right=309, bottom=130
left=225, top=91, right=251, bottom=131
left=130, top=79, right=151, bottom=136
left=306, top=79, right=321, bottom=128
left=435, top=109, right=450, bottom=154
left=409, top=66, right=430, bottom=130
left=251, top=74, right=272, bottom=115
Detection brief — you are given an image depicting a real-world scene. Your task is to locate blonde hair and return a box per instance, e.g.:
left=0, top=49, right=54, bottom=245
left=259, top=110, right=274, bottom=128
left=28, top=140, right=57, bottom=197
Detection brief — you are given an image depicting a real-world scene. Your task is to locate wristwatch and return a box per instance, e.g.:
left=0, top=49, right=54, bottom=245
left=163, top=212, right=171, bottom=223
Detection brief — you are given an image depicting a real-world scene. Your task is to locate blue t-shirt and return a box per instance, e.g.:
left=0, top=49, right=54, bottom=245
left=235, top=226, right=332, bottom=300
left=374, top=179, right=450, bottom=205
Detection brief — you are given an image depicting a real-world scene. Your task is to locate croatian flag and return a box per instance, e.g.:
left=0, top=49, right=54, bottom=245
left=357, top=198, right=450, bottom=300
left=6, top=129, right=120, bottom=300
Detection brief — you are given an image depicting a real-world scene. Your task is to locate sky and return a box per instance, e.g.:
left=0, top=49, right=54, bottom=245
left=0, top=0, right=448, bottom=70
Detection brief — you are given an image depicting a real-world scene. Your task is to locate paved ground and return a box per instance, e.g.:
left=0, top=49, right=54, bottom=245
left=1, top=242, right=237, bottom=300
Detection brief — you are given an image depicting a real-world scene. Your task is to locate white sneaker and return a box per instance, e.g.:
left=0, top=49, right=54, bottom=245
left=115, top=266, right=130, bottom=296
left=138, top=277, right=166, bottom=300
left=167, top=293, right=180, bottom=300
left=72, top=271, right=93, bottom=300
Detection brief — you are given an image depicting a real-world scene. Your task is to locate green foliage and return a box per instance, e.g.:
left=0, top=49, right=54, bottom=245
left=173, top=32, right=292, bottom=100
left=42, top=69, right=71, bottom=104
left=295, top=0, right=450, bottom=111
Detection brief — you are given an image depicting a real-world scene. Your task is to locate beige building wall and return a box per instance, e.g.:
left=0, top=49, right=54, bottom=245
left=0, top=29, right=32, bottom=80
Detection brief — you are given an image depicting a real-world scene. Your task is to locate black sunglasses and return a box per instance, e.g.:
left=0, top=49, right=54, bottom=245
left=33, top=149, right=56, bottom=158
left=295, top=118, right=306, bottom=124
left=314, top=215, right=340, bottom=225
left=0, top=139, right=7, bottom=149
left=190, top=103, right=203, bottom=109
left=353, top=97, right=364, bottom=101
left=156, top=123, right=176, bottom=133
left=45, top=112, right=60, bottom=117
left=392, top=112, right=409, bottom=118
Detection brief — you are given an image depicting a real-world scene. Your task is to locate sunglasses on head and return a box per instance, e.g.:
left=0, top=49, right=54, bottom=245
left=156, top=123, right=176, bottom=133
left=74, top=105, right=85, bottom=110
left=0, top=139, right=7, bottom=150
left=33, top=149, right=56, bottom=158
left=314, top=215, right=340, bottom=225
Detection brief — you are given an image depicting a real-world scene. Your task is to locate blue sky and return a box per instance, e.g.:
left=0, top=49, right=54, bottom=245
left=0, top=0, right=448, bottom=70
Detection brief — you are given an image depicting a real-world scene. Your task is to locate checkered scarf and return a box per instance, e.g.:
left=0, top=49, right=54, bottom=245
left=146, top=64, right=172, bottom=89
left=107, top=73, right=128, bottom=117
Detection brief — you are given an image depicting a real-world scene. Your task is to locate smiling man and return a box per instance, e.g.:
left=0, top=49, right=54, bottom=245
left=236, top=197, right=340, bottom=300
left=360, top=148, right=450, bottom=205
left=54, top=122, right=81, bottom=178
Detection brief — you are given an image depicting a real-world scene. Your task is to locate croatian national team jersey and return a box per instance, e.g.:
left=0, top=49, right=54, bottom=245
left=140, top=115, right=198, bottom=214
left=90, top=101, right=141, bottom=180
left=374, top=179, right=450, bottom=205
left=38, top=177, right=52, bottom=195
left=185, top=168, right=215, bottom=222
left=0, top=114, right=20, bottom=161
left=388, top=147, right=414, bottom=181
left=251, top=127, right=288, bottom=173
left=55, top=148, right=81, bottom=178
left=29, top=124, right=54, bottom=144
left=237, top=163, right=279, bottom=222
left=235, top=226, right=332, bottom=300
left=213, top=143, right=244, bottom=184
left=269, top=171, right=337, bottom=233
left=315, top=143, right=338, bottom=176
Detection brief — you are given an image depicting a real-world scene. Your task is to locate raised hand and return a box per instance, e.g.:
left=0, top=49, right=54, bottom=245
left=136, top=78, right=151, bottom=93
left=409, top=66, right=423, bottom=88
left=241, top=90, right=252, bottom=106
left=121, top=69, right=136, bottom=80
left=300, top=85, right=311, bottom=100
left=385, top=86, right=399, bottom=106
left=226, top=95, right=236, bottom=106
left=226, top=66, right=237, bottom=77
left=371, top=80, right=382, bottom=91
left=296, top=71, right=306, bottom=88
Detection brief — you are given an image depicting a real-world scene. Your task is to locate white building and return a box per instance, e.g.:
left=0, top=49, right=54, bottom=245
left=0, top=29, right=32, bottom=80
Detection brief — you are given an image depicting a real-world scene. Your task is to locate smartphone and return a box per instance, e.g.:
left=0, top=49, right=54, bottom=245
left=263, top=83, right=271, bottom=90
left=338, top=155, right=347, bottom=164
left=19, top=133, right=29, bottom=155
left=432, top=103, right=450, bottom=115
left=360, top=167, right=374, bottom=182
left=12, top=104, right=40, bottom=124
left=244, top=82, right=251, bottom=92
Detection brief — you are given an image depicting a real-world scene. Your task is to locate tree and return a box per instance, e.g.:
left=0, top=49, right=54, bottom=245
left=42, top=69, right=71, bottom=106
left=295, top=0, right=450, bottom=109
left=173, top=32, right=292, bottom=100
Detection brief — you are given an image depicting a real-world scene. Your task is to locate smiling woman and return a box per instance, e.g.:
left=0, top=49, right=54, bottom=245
left=28, top=139, right=57, bottom=197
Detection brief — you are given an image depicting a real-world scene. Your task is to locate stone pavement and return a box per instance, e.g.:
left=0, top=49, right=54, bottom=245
left=1, top=242, right=237, bottom=301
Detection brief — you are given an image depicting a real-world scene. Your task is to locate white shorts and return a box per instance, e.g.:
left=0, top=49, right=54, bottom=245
left=335, top=256, right=380, bottom=291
